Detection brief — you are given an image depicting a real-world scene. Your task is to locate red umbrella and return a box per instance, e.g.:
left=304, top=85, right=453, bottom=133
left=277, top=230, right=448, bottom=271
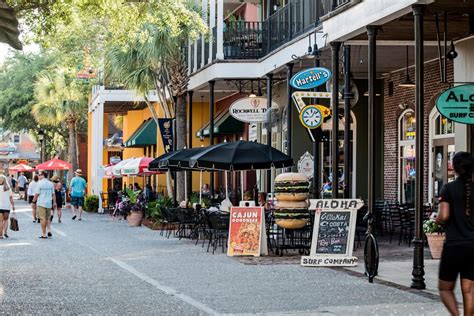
left=36, top=158, right=72, bottom=171
left=9, top=163, right=34, bottom=172
left=120, top=157, right=161, bottom=176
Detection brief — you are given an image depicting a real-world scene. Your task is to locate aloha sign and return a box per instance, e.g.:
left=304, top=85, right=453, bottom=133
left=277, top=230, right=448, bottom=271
left=436, top=84, right=474, bottom=125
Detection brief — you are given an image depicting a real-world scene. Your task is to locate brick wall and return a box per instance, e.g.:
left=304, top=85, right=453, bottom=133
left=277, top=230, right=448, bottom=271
left=383, top=59, right=453, bottom=202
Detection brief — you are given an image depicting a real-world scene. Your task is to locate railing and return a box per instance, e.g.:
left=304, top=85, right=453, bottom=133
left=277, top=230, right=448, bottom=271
left=189, top=0, right=352, bottom=72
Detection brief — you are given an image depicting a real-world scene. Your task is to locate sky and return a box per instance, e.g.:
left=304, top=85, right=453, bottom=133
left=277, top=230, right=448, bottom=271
left=0, top=40, right=40, bottom=65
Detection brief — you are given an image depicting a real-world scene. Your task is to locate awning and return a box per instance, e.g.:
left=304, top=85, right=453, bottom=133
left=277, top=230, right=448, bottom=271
left=124, top=118, right=157, bottom=148
left=196, top=109, right=244, bottom=138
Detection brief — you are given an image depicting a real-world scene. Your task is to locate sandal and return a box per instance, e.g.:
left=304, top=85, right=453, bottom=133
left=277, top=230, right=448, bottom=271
left=38, top=236, right=47, bottom=239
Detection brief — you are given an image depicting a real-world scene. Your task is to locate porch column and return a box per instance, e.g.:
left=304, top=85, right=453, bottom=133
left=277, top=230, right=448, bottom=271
left=188, top=91, right=194, bottom=198
left=216, top=0, right=224, bottom=60
left=367, top=25, right=377, bottom=223
left=343, top=44, right=351, bottom=198
left=209, top=0, right=216, bottom=63
left=330, top=41, right=341, bottom=199
left=286, top=63, right=294, bottom=165
left=209, top=81, right=215, bottom=195
left=201, top=0, right=208, bottom=68
left=411, top=4, right=426, bottom=290
left=266, top=73, right=273, bottom=193
left=193, top=38, right=198, bottom=72
left=188, top=39, right=192, bottom=75
left=95, top=102, right=105, bottom=212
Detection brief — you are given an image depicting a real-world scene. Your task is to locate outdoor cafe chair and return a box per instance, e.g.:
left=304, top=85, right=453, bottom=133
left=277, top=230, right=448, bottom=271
left=161, top=208, right=180, bottom=239
left=208, top=212, right=230, bottom=255
left=176, top=208, right=198, bottom=240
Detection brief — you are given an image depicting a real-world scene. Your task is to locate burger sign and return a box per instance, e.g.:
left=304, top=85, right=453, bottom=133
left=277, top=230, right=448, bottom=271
left=229, top=97, right=278, bottom=123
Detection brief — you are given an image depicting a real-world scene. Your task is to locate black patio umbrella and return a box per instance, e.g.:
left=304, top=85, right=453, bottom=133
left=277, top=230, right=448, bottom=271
left=189, top=140, right=293, bottom=171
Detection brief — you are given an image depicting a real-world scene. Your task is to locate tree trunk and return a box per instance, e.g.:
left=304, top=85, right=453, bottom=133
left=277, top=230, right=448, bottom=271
left=175, top=93, right=187, bottom=202
left=67, top=119, right=79, bottom=183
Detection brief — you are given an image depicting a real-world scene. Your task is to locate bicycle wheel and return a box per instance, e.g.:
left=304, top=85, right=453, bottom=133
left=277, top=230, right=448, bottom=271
left=364, top=233, right=379, bottom=283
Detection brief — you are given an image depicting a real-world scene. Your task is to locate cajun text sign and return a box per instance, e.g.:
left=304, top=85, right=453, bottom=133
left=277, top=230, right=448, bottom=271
left=228, top=207, right=267, bottom=257
left=290, top=67, right=332, bottom=90
left=301, top=199, right=363, bottom=267
left=436, top=84, right=474, bottom=125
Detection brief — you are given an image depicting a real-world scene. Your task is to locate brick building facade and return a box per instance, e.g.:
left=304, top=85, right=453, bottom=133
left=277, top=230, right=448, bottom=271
left=383, top=59, right=454, bottom=202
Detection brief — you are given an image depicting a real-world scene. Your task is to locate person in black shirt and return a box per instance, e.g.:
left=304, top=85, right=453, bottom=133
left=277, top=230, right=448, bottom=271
left=436, top=151, right=474, bottom=316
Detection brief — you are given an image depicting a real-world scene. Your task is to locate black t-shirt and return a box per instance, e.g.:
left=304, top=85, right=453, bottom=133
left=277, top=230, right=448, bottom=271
left=439, top=178, right=474, bottom=243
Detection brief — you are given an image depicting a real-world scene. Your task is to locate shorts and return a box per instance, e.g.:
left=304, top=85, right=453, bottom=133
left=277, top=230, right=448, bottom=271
left=439, top=242, right=474, bottom=282
left=0, top=209, right=10, bottom=214
left=28, top=196, right=35, bottom=204
left=71, top=196, right=84, bottom=207
left=19, top=187, right=25, bottom=192
left=37, top=206, right=51, bottom=221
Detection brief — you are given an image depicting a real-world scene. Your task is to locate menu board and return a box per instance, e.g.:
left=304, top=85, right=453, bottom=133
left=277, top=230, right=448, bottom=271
left=316, top=211, right=351, bottom=254
left=227, top=207, right=267, bottom=257
left=302, top=199, right=363, bottom=267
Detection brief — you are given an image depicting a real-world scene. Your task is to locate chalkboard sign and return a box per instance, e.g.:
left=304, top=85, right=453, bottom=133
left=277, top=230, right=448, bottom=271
left=315, top=211, right=351, bottom=254
left=302, top=199, right=363, bottom=267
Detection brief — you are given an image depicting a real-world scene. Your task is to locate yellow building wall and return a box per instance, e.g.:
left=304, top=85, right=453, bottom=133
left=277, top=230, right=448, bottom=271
left=188, top=101, right=210, bottom=193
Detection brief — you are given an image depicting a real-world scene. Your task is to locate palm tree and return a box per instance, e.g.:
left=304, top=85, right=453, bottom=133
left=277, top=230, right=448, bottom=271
left=32, top=69, right=86, bottom=177
left=106, top=16, right=205, bottom=202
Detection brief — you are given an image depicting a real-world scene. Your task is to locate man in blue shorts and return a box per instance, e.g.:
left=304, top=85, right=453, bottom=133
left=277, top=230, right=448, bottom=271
left=69, top=169, right=87, bottom=220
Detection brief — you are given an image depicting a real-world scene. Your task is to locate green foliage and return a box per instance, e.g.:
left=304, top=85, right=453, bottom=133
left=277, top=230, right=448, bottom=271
left=145, top=196, right=173, bottom=221
left=423, top=219, right=444, bottom=234
left=125, top=188, right=141, bottom=204
left=189, top=192, right=209, bottom=208
left=84, top=195, right=99, bottom=212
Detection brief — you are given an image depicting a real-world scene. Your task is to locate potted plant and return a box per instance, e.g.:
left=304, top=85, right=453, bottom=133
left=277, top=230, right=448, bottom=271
left=126, top=188, right=144, bottom=227
left=84, top=195, right=99, bottom=212
left=423, top=219, right=445, bottom=259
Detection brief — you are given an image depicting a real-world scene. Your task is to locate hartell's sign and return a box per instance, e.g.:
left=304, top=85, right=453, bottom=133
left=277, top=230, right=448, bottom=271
left=290, top=67, right=332, bottom=90
left=436, top=85, right=474, bottom=125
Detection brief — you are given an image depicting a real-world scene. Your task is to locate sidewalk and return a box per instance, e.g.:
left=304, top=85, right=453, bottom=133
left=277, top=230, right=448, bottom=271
left=349, top=239, right=463, bottom=301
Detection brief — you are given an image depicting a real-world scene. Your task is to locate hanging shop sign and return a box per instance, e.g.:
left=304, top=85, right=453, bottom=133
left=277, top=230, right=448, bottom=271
left=292, top=91, right=332, bottom=142
left=229, top=97, right=278, bottom=123
left=297, top=151, right=314, bottom=180
left=301, top=199, right=363, bottom=267
left=436, top=84, right=474, bottom=125
left=110, top=156, right=121, bottom=165
left=228, top=206, right=268, bottom=257
left=158, top=118, right=174, bottom=153
left=290, top=67, right=332, bottom=90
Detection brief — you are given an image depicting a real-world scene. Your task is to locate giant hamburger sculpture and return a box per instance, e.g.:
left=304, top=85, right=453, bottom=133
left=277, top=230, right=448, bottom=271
left=273, top=172, right=310, bottom=229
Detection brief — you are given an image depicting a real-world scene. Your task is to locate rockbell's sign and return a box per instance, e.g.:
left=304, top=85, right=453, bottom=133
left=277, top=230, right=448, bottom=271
left=229, top=97, right=278, bottom=123
left=436, top=84, right=474, bottom=125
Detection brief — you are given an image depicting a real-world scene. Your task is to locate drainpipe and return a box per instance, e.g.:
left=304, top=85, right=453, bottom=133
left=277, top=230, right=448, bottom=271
left=343, top=44, right=351, bottom=199
left=330, top=41, right=341, bottom=199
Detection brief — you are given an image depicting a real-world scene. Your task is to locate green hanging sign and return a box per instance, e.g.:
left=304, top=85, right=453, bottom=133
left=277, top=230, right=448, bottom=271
left=436, top=84, right=474, bottom=125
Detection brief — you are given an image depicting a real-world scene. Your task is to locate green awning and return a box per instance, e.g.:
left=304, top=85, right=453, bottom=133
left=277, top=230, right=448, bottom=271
left=196, top=109, right=244, bottom=137
left=124, top=118, right=157, bottom=148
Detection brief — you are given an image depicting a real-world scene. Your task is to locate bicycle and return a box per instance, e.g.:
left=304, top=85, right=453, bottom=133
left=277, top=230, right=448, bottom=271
left=363, top=211, right=379, bottom=283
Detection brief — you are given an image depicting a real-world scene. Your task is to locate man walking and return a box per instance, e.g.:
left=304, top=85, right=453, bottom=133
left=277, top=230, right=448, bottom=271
left=18, top=172, right=27, bottom=199
left=69, top=169, right=86, bottom=221
left=33, top=171, right=56, bottom=239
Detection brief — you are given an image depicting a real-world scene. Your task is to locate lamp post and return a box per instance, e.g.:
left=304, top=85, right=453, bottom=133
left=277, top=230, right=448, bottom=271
left=38, top=129, right=45, bottom=163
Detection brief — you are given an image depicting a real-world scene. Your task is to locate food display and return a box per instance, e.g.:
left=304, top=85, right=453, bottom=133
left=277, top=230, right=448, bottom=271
left=230, top=222, right=261, bottom=254
left=273, top=172, right=310, bottom=229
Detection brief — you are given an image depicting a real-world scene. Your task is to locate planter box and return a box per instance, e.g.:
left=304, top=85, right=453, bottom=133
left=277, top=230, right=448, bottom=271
left=127, top=211, right=144, bottom=227
left=426, top=233, right=445, bottom=259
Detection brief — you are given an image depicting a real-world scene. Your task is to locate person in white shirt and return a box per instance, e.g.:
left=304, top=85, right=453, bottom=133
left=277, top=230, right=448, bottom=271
left=0, top=175, right=15, bottom=239
left=27, top=175, right=39, bottom=222
left=17, top=172, right=27, bottom=199
left=33, top=171, right=56, bottom=239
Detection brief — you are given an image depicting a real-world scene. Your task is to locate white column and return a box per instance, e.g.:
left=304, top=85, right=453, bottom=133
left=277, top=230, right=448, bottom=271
left=201, top=0, right=208, bottom=68
left=216, top=0, right=224, bottom=60
left=90, top=104, right=98, bottom=198
left=208, top=0, right=216, bottom=63
left=193, top=39, right=198, bottom=72
left=96, top=102, right=104, bottom=194
left=188, top=39, right=192, bottom=75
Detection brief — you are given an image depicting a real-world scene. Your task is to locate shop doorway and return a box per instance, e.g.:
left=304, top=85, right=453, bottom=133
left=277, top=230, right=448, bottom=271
left=429, top=108, right=455, bottom=204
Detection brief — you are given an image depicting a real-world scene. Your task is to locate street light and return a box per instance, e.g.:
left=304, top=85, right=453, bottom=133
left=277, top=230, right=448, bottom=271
left=38, top=129, right=45, bottom=163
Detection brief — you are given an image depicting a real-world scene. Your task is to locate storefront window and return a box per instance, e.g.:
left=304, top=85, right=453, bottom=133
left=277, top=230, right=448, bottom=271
left=434, top=114, right=455, bottom=136
left=399, top=110, right=415, bottom=204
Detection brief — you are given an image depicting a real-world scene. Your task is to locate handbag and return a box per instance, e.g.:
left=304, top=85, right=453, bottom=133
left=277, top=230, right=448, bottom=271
left=10, top=212, right=19, bottom=231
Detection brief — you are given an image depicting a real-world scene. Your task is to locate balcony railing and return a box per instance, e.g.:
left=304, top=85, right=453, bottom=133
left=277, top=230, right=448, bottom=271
left=191, top=0, right=352, bottom=71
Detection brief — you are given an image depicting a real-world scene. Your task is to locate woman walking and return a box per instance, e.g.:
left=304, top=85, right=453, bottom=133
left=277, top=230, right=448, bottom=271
left=28, top=175, right=39, bottom=222
left=52, top=175, right=63, bottom=223
left=436, top=151, right=474, bottom=316
left=0, top=175, right=15, bottom=239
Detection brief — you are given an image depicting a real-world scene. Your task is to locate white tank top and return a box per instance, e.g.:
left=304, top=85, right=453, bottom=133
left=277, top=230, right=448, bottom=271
left=0, top=184, right=12, bottom=210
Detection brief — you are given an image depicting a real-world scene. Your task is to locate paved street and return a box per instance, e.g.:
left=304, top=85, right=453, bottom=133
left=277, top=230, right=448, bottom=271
left=1, top=200, right=449, bottom=315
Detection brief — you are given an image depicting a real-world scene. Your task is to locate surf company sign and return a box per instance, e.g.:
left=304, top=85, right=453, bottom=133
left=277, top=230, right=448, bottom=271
left=436, top=84, right=474, bottom=124
left=290, top=67, right=332, bottom=90
left=301, top=199, right=363, bottom=267
left=229, top=97, right=278, bottom=123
